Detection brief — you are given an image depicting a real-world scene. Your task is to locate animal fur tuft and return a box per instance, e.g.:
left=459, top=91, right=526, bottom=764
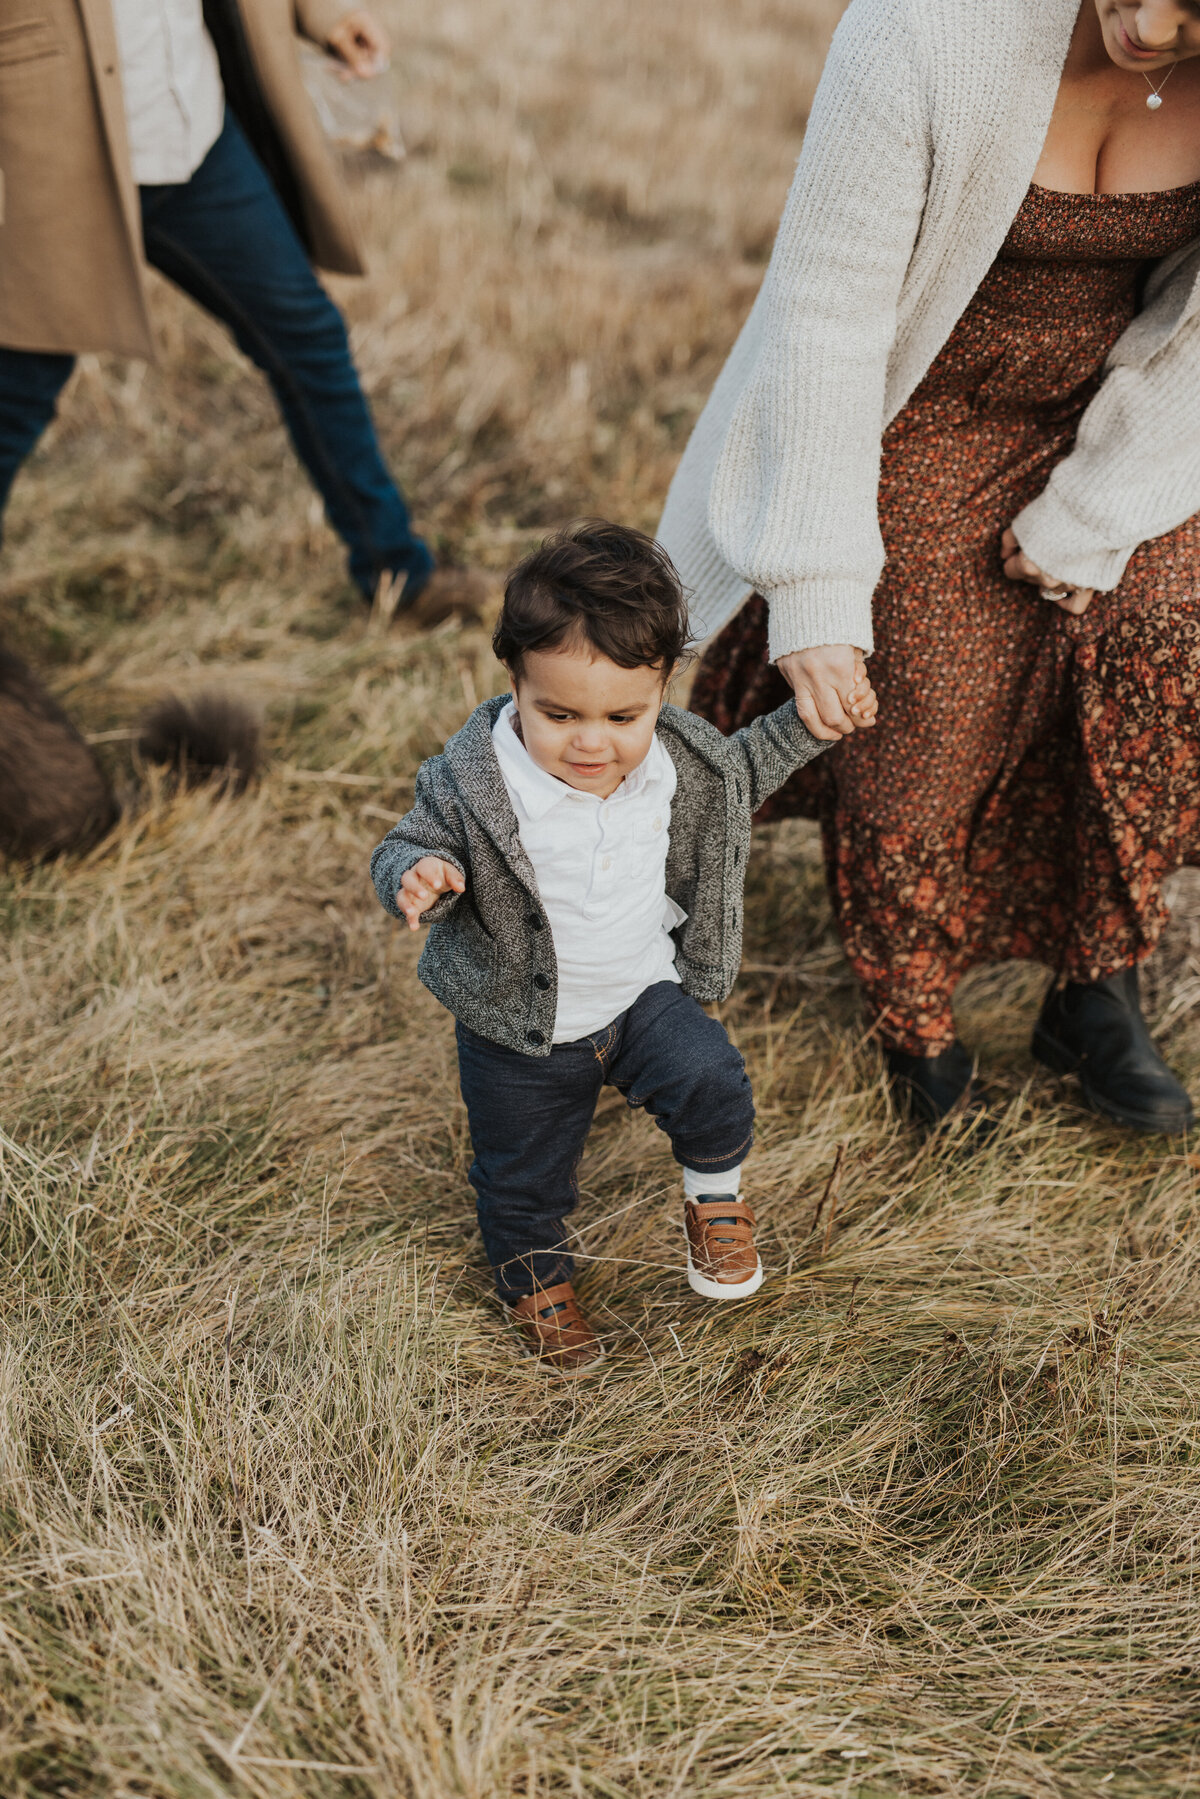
left=0, top=649, right=119, bottom=860
left=138, top=693, right=263, bottom=793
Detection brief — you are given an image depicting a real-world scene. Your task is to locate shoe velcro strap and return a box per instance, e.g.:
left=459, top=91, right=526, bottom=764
left=699, top=1221, right=755, bottom=1251
left=688, top=1198, right=756, bottom=1230
left=512, top=1281, right=583, bottom=1327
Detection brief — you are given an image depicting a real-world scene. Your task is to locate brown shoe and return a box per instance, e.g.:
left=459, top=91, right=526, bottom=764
left=369, top=565, right=492, bottom=632
left=407, top=565, right=491, bottom=628
left=509, top=1281, right=605, bottom=1376
left=684, top=1197, right=764, bottom=1300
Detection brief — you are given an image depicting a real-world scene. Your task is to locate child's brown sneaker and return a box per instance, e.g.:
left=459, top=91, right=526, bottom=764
left=509, top=1281, right=605, bottom=1376
left=684, top=1197, right=764, bottom=1299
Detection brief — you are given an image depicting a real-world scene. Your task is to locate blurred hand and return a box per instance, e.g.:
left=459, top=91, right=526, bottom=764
left=1001, top=527, right=1093, bottom=616
left=397, top=856, right=465, bottom=930
left=776, top=645, right=876, bottom=741
left=327, top=8, right=390, bottom=77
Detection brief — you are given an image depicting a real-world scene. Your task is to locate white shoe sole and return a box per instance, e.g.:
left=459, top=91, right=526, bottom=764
left=535, top=1344, right=606, bottom=1378
left=685, top=1248, right=764, bottom=1301
left=508, top=1320, right=607, bottom=1377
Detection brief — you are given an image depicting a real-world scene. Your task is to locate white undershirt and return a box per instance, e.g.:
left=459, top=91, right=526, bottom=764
left=491, top=702, right=684, bottom=1044
left=111, top=0, right=225, bottom=187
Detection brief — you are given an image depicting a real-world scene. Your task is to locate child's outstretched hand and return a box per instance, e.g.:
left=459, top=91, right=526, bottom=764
left=397, top=856, right=466, bottom=930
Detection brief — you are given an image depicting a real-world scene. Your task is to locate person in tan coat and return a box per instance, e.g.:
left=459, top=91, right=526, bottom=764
left=0, top=0, right=440, bottom=606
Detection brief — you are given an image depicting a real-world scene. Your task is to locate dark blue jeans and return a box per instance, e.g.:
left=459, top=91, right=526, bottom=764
left=0, top=112, right=433, bottom=600
left=456, top=982, right=755, bottom=1303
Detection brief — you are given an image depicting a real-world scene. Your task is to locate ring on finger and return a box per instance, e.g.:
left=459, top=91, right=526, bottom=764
left=1039, top=584, right=1070, bottom=602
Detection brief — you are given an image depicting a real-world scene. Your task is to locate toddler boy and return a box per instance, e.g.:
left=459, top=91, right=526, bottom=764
left=371, top=522, right=874, bottom=1374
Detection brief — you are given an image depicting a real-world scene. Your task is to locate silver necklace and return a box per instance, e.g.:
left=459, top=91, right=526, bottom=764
left=1144, top=65, right=1177, bottom=111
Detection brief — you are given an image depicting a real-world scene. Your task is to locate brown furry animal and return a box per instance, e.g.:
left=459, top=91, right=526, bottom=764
left=138, top=692, right=262, bottom=794
left=0, top=651, right=262, bottom=861
left=0, top=650, right=119, bottom=859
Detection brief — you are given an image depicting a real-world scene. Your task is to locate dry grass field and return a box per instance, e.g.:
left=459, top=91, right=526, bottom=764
left=5, top=0, right=1200, bottom=1792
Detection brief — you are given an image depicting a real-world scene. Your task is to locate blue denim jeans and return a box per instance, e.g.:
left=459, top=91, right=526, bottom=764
left=456, top=981, right=755, bottom=1303
left=0, top=112, right=433, bottom=601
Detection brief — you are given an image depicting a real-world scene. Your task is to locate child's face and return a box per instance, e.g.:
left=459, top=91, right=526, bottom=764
left=509, top=644, right=669, bottom=799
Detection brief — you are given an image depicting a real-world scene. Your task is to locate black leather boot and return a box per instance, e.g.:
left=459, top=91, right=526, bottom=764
left=885, top=1040, right=992, bottom=1135
left=1032, top=968, right=1195, bottom=1135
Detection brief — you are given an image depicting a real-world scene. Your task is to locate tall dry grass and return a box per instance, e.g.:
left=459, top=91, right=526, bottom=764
left=3, top=0, right=1200, bottom=1792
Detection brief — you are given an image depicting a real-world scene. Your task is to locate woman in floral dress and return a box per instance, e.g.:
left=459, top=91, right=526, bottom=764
left=660, top=0, right=1200, bottom=1134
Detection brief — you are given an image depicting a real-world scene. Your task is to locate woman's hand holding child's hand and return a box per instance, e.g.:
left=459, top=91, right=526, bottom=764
left=776, top=645, right=878, bottom=741
left=397, top=856, right=466, bottom=930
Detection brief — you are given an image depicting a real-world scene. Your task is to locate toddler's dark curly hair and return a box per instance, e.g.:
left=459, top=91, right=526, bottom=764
left=493, top=520, right=689, bottom=678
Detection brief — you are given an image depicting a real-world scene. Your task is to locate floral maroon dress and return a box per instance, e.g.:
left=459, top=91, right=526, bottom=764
left=691, top=182, right=1200, bottom=1057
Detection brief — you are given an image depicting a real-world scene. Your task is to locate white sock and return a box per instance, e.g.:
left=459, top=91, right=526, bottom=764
left=683, top=1163, right=743, bottom=1200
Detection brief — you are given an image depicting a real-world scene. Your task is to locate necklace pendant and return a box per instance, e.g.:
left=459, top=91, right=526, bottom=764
left=1147, top=91, right=1164, bottom=110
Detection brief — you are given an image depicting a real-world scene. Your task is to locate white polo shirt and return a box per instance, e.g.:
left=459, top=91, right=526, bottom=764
left=491, top=701, right=684, bottom=1044
left=111, top=0, right=225, bottom=186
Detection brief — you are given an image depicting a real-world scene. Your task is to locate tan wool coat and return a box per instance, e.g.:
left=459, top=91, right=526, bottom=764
left=0, top=0, right=364, bottom=360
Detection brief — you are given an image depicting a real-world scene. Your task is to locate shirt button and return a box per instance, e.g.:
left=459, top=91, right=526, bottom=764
left=602, top=857, right=611, bottom=870
left=534, top=973, right=551, bottom=990
left=527, top=1029, right=545, bottom=1046
left=653, top=818, right=662, bottom=831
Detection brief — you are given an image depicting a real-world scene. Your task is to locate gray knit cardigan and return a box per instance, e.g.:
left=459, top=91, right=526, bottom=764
left=658, top=0, right=1200, bottom=663
left=370, top=695, right=825, bottom=1055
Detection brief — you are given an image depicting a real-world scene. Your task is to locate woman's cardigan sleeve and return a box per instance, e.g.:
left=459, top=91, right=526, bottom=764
left=1014, top=253, right=1200, bottom=591
left=705, top=0, right=930, bottom=661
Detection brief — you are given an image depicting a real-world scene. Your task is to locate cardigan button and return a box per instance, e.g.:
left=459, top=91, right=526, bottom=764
left=534, top=973, right=551, bottom=990
left=528, top=914, right=544, bottom=930
left=527, top=1029, right=545, bottom=1046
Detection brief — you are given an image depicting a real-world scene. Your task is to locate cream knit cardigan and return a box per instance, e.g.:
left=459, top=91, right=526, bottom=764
left=658, top=0, right=1200, bottom=661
